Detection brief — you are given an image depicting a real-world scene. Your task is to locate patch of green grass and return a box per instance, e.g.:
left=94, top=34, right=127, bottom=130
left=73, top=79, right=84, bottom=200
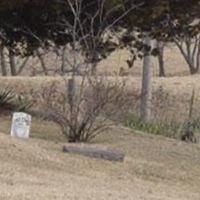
left=124, top=114, right=183, bottom=138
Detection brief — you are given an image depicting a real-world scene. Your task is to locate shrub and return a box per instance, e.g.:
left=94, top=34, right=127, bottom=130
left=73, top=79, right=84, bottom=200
left=13, top=94, right=34, bottom=112
left=0, top=87, right=34, bottom=114
left=37, top=77, right=137, bottom=142
left=0, top=87, right=15, bottom=107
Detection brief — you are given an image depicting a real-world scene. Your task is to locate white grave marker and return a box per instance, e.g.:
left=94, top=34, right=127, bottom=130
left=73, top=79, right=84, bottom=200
left=11, top=112, right=31, bottom=139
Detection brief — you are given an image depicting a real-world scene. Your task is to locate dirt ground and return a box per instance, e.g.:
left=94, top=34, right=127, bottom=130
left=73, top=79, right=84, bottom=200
left=0, top=124, right=200, bottom=200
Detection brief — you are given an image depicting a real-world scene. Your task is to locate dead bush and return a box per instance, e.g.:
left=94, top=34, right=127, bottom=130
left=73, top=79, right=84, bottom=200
left=37, top=77, right=138, bottom=142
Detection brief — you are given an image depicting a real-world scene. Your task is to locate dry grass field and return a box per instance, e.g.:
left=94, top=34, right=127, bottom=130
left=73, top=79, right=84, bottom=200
left=0, top=74, right=200, bottom=199
left=0, top=44, right=200, bottom=199
left=0, top=74, right=199, bottom=119
left=0, top=74, right=198, bottom=97
left=0, top=120, right=200, bottom=200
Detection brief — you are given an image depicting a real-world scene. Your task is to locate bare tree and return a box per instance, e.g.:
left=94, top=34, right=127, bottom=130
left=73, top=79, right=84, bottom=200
left=174, top=35, right=200, bottom=74
left=32, top=0, right=140, bottom=142
left=38, top=78, right=131, bottom=142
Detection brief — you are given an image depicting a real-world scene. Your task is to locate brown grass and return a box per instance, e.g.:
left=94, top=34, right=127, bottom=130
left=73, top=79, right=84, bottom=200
left=0, top=74, right=199, bottom=121
left=0, top=73, right=200, bottom=199
left=0, top=44, right=199, bottom=199
left=0, top=117, right=200, bottom=199
left=0, top=74, right=198, bottom=95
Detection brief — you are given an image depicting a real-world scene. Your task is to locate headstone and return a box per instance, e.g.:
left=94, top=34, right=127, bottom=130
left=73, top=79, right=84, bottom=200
left=10, top=112, right=31, bottom=139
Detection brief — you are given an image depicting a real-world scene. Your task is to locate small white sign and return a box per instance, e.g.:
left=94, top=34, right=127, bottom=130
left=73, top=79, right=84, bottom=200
left=11, top=112, right=31, bottom=139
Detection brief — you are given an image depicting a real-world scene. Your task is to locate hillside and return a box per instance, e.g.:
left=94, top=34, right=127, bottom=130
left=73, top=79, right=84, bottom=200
left=0, top=126, right=200, bottom=200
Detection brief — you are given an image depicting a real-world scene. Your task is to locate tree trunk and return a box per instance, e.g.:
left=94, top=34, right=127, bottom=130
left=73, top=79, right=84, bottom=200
left=16, top=57, right=29, bottom=75
left=189, top=65, right=198, bottom=74
left=0, top=45, right=7, bottom=76
left=174, top=36, right=200, bottom=75
left=91, top=52, right=99, bottom=75
left=140, top=35, right=153, bottom=122
left=36, top=50, right=48, bottom=76
left=8, top=49, right=17, bottom=76
left=61, top=46, right=66, bottom=75
left=91, top=62, right=98, bottom=76
left=157, top=42, right=165, bottom=77
left=68, top=78, right=76, bottom=141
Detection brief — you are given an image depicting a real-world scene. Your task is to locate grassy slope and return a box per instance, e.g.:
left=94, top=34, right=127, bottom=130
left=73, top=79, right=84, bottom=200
left=0, top=41, right=198, bottom=199
left=0, top=118, right=200, bottom=200
left=0, top=69, right=200, bottom=199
